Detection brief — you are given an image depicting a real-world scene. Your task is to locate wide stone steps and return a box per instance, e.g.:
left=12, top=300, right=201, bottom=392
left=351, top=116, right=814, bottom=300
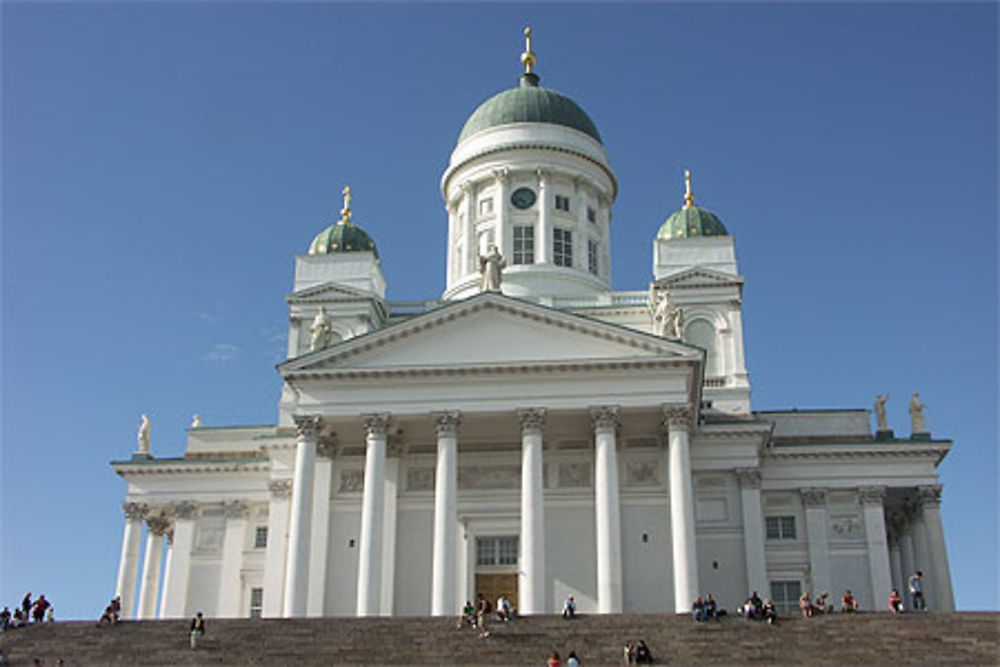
left=2, top=612, right=997, bottom=665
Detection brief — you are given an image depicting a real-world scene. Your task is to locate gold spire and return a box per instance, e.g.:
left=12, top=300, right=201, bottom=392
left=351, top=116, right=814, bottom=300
left=683, top=169, right=695, bottom=209
left=520, top=26, right=537, bottom=74
left=339, top=185, right=353, bottom=225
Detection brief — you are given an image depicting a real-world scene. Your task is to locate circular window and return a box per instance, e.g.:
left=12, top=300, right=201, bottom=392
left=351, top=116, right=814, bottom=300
left=510, top=187, right=536, bottom=210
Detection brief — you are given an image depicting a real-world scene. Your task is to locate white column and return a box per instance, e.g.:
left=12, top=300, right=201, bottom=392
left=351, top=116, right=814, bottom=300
left=283, top=415, right=321, bottom=617
left=307, top=443, right=334, bottom=617
left=917, top=485, right=955, bottom=611
left=136, top=513, right=170, bottom=619
left=217, top=501, right=249, bottom=617
left=380, top=446, right=401, bottom=616
left=665, top=406, right=698, bottom=613
left=898, top=528, right=916, bottom=611
left=889, top=540, right=904, bottom=600
left=161, top=502, right=197, bottom=618
left=910, top=502, right=932, bottom=606
left=430, top=412, right=461, bottom=616
left=356, top=413, right=389, bottom=616
left=735, top=468, right=768, bottom=598
left=262, top=479, right=292, bottom=617
left=859, top=486, right=893, bottom=610
left=592, top=406, right=622, bottom=613
left=157, top=530, right=174, bottom=619
left=115, top=502, right=146, bottom=619
left=801, top=488, right=831, bottom=596
left=494, top=168, right=510, bottom=258
left=536, top=169, right=550, bottom=264
left=463, top=182, right=477, bottom=275
left=518, top=408, right=547, bottom=614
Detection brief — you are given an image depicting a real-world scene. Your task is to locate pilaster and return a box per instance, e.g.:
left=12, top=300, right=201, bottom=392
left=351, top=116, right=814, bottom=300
left=801, top=488, right=831, bottom=595
left=161, top=501, right=198, bottom=618
left=262, top=479, right=292, bottom=617
left=734, top=468, right=768, bottom=597
left=218, top=501, right=249, bottom=617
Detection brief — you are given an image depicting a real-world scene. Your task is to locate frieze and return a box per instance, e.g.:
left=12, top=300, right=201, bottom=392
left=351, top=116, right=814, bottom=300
left=339, top=469, right=365, bottom=493
left=406, top=467, right=434, bottom=492
left=625, top=460, right=660, bottom=486
left=458, top=465, right=520, bottom=490
left=558, top=462, right=592, bottom=488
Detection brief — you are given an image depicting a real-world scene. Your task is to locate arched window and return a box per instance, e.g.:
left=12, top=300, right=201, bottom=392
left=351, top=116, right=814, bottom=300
left=685, top=319, right=720, bottom=378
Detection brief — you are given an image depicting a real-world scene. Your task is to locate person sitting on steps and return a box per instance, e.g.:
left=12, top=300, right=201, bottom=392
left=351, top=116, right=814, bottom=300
left=562, top=595, right=576, bottom=620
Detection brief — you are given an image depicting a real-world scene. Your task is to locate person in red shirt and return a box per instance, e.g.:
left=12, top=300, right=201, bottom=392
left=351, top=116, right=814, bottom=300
left=546, top=650, right=561, bottom=667
left=840, top=590, right=859, bottom=613
left=888, top=589, right=903, bottom=613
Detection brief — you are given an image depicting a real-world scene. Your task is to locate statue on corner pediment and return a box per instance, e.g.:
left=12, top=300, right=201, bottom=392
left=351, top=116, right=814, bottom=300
left=648, top=285, right=683, bottom=340
left=309, top=306, right=334, bottom=352
left=479, top=245, right=505, bottom=293
left=137, top=414, right=151, bottom=455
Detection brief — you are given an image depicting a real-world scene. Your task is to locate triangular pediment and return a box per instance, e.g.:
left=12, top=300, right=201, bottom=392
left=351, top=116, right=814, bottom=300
left=655, top=267, right=744, bottom=289
left=287, top=281, right=381, bottom=303
left=281, top=293, right=702, bottom=375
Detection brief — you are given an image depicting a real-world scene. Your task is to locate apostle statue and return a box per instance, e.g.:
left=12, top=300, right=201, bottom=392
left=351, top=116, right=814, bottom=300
left=309, top=306, right=334, bottom=352
left=479, top=245, right=505, bottom=293
left=909, top=391, right=927, bottom=433
left=648, top=285, right=683, bottom=340
left=137, top=414, right=151, bottom=455
left=874, top=394, right=889, bottom=431
left=191, top=414, right=203, bottom=428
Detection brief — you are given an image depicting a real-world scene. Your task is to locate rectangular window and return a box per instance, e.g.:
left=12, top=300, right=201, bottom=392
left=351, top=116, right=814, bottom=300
left=587, top=206, right=597, bottom=223
left=476, top=536, right=519, bottom=566
left=553, top=228, right=573, bottom=267
left=254, top=526, right=268, bottom=549
left=479, top=198, right=494, bottom=216
left=765, top=516, right=797, bottom=540
left=588, top=239, right=599, bottom=275
left=249, top=587, right=264, bottom=618
left=555, top=195, right=570, bottom=212
left=513, top=225, right=535, bottom=265
left=770, top=580, right=802, bottom=615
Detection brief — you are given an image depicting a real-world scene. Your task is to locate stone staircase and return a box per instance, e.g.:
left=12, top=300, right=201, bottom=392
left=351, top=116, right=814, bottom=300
left=2, top=612, right=997, bottom=665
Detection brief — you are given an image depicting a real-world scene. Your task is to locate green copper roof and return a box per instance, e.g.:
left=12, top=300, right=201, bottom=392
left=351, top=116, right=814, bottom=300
left=308, top=221, right=379, bottom=258
left=657, top=205, right=729, bottom=240
left=458, top=73, right=602, bottom=145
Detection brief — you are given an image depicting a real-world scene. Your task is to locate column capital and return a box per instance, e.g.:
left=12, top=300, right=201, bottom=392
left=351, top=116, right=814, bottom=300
left=432, top=411, right=462, bottom=437
left=293, top=414, right=323, bottom=441
left=589, top=405, right=619, bottom=432
left=268, top=479, right=293, bottom=499
left=123, top=501, right=148, bottom=520
left=363, top=413, right=391, bottom=438
left=146, top=514, right=173, bottom=536
left=316, top=439, right=338, bottom=459
left=492, top=166, right=511, bottom=184
left=517, top=408, right=546, bottom=433
left=916, top=484, right=942, bottom=508
left=663, top=404, right=693, bottom=432
left=800, top=487, right=828, bottom=507
left=734, top=467, right=762, bottom=489
left=858, top=485, right=887, bottom=506
left=223, top=500, right=250, bottom=519
left=172, top=501, right=199, bottom=520
left=535, top=167, right=549, bottom=183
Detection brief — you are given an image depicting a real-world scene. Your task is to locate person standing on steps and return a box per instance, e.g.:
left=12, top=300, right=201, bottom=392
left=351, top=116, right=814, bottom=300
left=908, top=570, right=925, bottom=611
left=189, top=611, right=206, bottom=649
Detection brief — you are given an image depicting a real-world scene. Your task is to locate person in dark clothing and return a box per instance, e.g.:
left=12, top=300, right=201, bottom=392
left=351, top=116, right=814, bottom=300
left=635, top=639, right=654, bottom=663
left=190, top=612, right=206, bottom=649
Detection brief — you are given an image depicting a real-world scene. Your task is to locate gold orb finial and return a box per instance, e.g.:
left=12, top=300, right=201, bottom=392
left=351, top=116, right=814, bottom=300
left=520, top=26, right=537, bottom=74
left=339, top=185, right=353, bottom=225
left=683, top=169, right=695, bottom=209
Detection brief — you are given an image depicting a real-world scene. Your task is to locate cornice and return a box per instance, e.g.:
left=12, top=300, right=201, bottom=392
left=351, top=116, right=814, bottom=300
left=112, top=458, right=270, bottom=477
left=768, top=443, right=950, bottom=464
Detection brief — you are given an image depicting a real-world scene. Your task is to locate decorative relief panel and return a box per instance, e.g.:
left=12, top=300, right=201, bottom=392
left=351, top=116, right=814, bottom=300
left=829, top=513, right=865, bottom=541
left=458, top=465, right=520, bottom=490
left=338, top=469, right=364, bottom=493
left=558, top=462, right=592, bottom=488
left=625, top=460, right=660, bottom=487
left=406, top=467, right=434, bottom=492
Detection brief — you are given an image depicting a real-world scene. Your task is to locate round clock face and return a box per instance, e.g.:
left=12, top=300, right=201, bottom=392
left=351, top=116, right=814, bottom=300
left=510, top=187, right=536, bottom=210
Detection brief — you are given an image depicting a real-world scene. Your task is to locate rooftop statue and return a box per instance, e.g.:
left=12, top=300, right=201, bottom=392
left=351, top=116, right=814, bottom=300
left=649, top=285, right=683, bottom=340
left=191, top=414, right=203, bottom=428
left=310, top=306, right=334, bottom=352
left=909, top=392, right=927, bottom=433
left=137, top=414, right=151, bottom=455
left=479, top=245, right=506, bottom=293
left=874, top=394, right=889, bottom=431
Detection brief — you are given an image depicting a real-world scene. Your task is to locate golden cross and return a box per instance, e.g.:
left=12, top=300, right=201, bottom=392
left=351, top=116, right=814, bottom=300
left=340, top=185, right=352, bottom=222
left=683, top=169, right=694, bottom=209
left=521, top=26, right=537, bottom=74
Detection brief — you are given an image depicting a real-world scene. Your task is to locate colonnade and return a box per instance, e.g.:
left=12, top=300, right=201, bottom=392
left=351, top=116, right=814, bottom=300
left=887, top=485, right=954, bottom=612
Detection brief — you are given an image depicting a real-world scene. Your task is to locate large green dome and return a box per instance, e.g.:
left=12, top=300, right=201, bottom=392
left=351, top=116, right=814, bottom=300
left=308, top=220, right=379, bottom=258
left=657, top=205, right=729, bottom=241
left=457, top=73, right=602, bottom=145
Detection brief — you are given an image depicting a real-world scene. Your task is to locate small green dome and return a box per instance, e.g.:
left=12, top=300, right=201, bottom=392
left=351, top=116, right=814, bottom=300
left=657, top=205, right=729, bottom=241
left=458, top=73, right=602, bottom=145
left=308, top=221, right=379, bottom=258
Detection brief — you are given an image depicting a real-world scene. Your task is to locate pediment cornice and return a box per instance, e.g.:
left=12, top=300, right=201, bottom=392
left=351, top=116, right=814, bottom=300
left=287, top=281, right=384, bottom=304
left=112, top=458, right=270, bottom=477
left=654, top=267, right=744, bottom=290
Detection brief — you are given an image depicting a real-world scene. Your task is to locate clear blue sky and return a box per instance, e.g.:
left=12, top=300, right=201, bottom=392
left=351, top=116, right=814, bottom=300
left=2, top=3, right=996, bottom=617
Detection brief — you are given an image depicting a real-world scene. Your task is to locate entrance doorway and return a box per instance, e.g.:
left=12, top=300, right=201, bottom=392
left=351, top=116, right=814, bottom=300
left=474, top=535, right=519, bottom=610
left=475, top=573, right=519, bottom=611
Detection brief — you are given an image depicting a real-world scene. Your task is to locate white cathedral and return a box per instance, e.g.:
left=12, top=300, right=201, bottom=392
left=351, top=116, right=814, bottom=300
left=112, top=30, right=955, bottom=622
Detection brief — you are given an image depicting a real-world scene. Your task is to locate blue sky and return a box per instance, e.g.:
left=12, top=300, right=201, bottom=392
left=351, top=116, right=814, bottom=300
left=2, top=3, right=996, bottom=617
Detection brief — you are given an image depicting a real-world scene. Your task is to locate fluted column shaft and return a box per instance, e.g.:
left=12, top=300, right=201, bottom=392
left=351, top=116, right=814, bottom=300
left=592, top=406, right=622, bottom=613
left=283, top=415, right=322, bottom=617
left=161, top=502, right=198, bottom=618
left=735, top=468, right=768, bottom=597
left=666, top=406, right=698, bottom=612
left=218, top=501, right=249, bottom=617
left=115, top=503, right=146, bottom=619
left=431, top=412, right=460, bottom=616
left=137, top=514, right=170, bottom=619
left=357, top=413, right=389, bottom=616
left=518, top=408, right=546, bottom=614
left=859, top=486, right=893, bottom=610
left=918, top=485, right=955, bottom=611
left=910, top=506, right=932, bottom=604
